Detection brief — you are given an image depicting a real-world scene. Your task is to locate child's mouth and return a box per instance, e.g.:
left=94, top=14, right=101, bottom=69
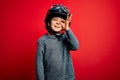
left=54, top=26, right=60, bottom=28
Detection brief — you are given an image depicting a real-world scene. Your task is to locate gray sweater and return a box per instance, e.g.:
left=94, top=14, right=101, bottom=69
left=36, top=29, right=79, bottom=80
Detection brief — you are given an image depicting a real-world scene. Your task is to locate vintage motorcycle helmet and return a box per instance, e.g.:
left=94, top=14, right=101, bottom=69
left=45, top=4, right=71, bottom=34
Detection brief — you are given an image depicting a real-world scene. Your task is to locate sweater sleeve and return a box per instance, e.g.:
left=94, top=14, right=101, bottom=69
left=64, top=29, right=79, bottom=50
left=36, top=40, right=45, bottom=80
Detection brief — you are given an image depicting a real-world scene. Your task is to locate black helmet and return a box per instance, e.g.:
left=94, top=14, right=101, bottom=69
left=45, top=4, right=71, bottom=34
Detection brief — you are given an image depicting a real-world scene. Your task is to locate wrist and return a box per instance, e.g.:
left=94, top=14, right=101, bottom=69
left=65, top=27, right=70, bottom=30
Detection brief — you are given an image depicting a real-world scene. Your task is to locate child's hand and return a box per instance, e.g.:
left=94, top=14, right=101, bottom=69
left=64, top=14, right=72, bottom=30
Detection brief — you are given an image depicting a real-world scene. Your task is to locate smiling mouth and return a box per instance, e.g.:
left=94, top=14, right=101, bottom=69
left=54, top=26, right=60, bottom=28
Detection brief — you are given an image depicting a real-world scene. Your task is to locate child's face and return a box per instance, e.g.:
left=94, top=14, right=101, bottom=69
left=49, top=17, right=66, bottom=32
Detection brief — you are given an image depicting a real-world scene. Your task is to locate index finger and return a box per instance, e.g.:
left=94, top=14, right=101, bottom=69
left=66, top=14, right=72, bottom=21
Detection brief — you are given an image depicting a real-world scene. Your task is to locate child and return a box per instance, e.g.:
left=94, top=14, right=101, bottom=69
left=36, top=4, right=79, bottom=80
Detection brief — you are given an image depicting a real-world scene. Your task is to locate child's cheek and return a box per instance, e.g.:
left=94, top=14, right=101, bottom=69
left=62, top=24, right=65, bottom=29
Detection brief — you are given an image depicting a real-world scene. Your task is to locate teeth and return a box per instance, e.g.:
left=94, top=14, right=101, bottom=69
left=55, top=26, right=60, bottom=28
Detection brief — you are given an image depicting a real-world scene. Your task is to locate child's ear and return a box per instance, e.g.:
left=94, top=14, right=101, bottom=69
left=48, top=22, right=50, bottom=26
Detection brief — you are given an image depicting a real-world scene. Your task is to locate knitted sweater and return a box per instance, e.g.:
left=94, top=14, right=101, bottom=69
left=36, top=29, right=79, bottom=80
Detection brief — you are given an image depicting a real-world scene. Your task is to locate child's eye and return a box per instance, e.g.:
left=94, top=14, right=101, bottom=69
left=61, top=20, right=65, bottom=23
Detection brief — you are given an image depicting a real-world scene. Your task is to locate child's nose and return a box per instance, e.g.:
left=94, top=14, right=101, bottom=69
left=56, top=21, right=60, bottom=25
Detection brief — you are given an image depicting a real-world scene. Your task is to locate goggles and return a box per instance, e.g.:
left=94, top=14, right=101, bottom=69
left=49, top=4, right=70, bottom=16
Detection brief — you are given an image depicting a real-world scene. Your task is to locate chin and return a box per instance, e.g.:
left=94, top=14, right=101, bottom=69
left=54, top=29, right=62, bottom=32
left=54, top=31, right=61, bottom=33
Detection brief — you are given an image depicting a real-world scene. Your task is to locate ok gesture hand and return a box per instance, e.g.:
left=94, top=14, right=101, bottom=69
left=64, top=14, right=72, bottom=30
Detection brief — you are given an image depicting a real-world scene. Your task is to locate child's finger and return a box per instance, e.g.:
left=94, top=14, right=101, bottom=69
left=66, top=14, right=69, bottom=21
left=69, top=14, right=72, bottom=22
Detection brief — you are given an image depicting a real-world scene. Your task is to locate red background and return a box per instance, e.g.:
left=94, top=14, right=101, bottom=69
left=0, top=0, right=120, bottom=80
